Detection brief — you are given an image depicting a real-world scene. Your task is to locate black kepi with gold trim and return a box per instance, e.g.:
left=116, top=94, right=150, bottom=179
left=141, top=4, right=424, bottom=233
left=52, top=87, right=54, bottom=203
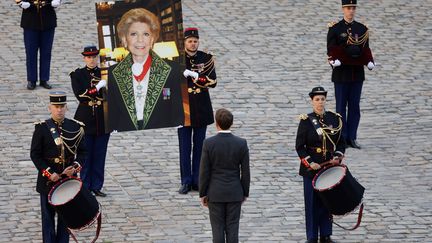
left=342, top=0, right=357, bottom=7
left=309, top=86, right=328, bottom=98
left=81, top=45, right=99, bottom=56
left=184, top=27, right=199, bottom=39
left=49, top=91, right=67, bottom=105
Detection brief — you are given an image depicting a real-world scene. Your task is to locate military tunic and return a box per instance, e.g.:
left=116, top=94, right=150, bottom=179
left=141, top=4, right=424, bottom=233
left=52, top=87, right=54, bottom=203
left=186, top=50, right=217, bottom=127
left=20, top=0, right=57, bottom=31
left=327, top=19, right=374, bottom=83
left=70, top=66, right=106, bottom=135
left=30, top=118, right=86, bottom=194
left=295, top=111, right=346, bottom=177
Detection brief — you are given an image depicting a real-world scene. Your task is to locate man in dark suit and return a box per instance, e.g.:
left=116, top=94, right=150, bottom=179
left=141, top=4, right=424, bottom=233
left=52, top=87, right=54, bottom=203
left=199, top=108, right=250, bottom=243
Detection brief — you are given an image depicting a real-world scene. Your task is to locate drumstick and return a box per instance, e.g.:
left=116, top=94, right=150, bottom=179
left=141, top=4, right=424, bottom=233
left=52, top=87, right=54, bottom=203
left=307, top=161, right=335, bottom=171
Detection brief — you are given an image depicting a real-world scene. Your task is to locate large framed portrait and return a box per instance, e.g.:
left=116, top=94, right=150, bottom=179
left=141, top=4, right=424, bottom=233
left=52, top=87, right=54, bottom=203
left=95, top=0, right=189, bottom=131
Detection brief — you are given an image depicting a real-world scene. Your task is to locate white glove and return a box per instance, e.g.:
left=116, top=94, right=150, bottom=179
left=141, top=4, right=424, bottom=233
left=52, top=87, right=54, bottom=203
left=367, top=61, right=375, bottom=70
left=330, top=59, right=341, bottom=68
left=183, top=69, right=199, bottom=79
left=19, top=1, right=31, bottom=9
left=51, top=0, right=61, bottom=8
left=95, top=79, right=106, bottom=91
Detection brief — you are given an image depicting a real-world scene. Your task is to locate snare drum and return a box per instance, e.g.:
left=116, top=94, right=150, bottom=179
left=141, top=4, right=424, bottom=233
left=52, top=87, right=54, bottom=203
left=48, top=177, right=100, bottom=230
left=312, top=164, right=364, bottom=216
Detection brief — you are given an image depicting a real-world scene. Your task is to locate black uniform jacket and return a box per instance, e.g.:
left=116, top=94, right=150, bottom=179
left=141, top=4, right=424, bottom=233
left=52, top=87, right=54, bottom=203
left=106, top=51, right=184, bottom=131
left=295, top=111, right=346, bottom=178
left=30, top=118, right=86, bottom=194
left=20, top=0, right=57, bottom=31
left=327, top=19, right=374, bottom=83
left=70, top=66, right=106, bottom=136
left=185, top=50, right=217, bottom=127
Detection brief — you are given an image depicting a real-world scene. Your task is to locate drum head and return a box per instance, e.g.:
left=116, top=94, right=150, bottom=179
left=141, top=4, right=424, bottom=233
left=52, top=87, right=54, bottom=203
left=314, top=166, right=346, bottom=191
left=50, top=179, right=82, bottom=206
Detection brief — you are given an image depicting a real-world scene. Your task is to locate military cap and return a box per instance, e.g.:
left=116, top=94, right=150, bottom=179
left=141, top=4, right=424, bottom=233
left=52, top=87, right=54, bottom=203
left=81, top=45, right=99, bottom=56
left=184, top=27, right=199, bottom=39
left=342, top=0, right=357, bottom=7
left=49, top=91, right=67, bottom=105
left=309, top=86, right=328, bottom=98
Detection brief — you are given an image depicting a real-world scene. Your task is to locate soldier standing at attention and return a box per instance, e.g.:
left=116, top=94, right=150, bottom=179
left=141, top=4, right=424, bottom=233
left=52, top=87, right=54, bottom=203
left=70, top=46, right=110, bottom=197
left=30, top=91, right=86, bottom=242
left=16, top=0, right=62, bottom=90
left=179, top=28, right=217, bottom=194
left=327, top=0, right=375, bottom=149
left=296, top=87, right=346, bottom=243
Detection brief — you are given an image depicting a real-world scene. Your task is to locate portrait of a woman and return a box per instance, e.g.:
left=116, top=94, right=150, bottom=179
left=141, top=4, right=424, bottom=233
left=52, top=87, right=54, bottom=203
left=107, top=8, right=185, bottom=131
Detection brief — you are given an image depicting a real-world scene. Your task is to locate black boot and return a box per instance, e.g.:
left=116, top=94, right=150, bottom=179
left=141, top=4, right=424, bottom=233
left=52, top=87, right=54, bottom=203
left=40, top=81, right=52, bottom=89
left=320, top=236, right=335, bottom=243
left=348, top=139, right=361, bottom=149
left=92, top=190, right=107, bottom=197
left=178, top=184, right=191, bottom=194
left=27, top=81, right=36, bottom=90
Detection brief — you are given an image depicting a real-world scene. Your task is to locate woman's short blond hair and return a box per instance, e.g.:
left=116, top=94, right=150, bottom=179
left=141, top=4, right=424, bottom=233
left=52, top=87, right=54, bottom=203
left=117, top=8, right=161, bottom=45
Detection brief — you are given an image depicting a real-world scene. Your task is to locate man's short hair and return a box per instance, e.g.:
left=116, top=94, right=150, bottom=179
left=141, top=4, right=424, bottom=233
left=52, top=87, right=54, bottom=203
left=215, top=108, right=233, bottom=130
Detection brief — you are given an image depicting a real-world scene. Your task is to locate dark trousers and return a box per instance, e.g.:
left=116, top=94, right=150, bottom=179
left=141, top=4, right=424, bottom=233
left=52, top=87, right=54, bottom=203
left=23, top=28, right=55, bottom=83
left=334, top=81, right=363, bottom=140
left=81, top=133, right=110, bottom=191
left=208, top=202, right=242, bottom=243
left=178, top=126, right=207, bottom=185
left=303, top=176, right=332, bottom=240
left=40, top=194, right=69, bottom=243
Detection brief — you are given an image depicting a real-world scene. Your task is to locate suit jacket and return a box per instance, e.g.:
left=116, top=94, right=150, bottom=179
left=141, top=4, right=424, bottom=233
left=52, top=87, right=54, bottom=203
left=199, top=132, right=250, bottom=202
left=30, top=118, right=86, bottom=194
left=107, top=51, right=185, bottom=131
left=70, top=66, right=107, bottom=135
left=185, top=51, right=217, bottom=127
left=20, top=0, right=57, bottom=31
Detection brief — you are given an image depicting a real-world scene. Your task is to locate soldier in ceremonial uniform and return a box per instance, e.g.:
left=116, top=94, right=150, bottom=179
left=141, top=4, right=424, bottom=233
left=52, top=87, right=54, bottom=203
left=16, top=0, right=62, bottom=90
left=70, top=46, right=110, bottom=197
left=327, top=0, right=375, bottom=149
left=30, top=91, right=86, bottom=243
left=179, top=27, right=217, bottom=194
left=295, top=87, right=346, bottom=243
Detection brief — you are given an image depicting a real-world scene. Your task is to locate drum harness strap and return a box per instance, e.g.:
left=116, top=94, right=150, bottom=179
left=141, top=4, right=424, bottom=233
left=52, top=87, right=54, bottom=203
left=68, top=212, right=102, bottom=243
left=331, top=203, right=364, bottom=231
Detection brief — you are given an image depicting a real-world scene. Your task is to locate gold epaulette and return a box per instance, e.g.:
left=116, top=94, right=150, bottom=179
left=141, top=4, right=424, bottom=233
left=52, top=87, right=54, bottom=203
left=69, top=67, right=80, bottom=76
left=328, top=21, right=337, bottom=28
left=34, top=120, right=45, bottom=125
left=71, top=118, right=85, bottom=126
left=327, top=110, right=342, bottom=117
left=299, top=114, right=308, bottom=120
